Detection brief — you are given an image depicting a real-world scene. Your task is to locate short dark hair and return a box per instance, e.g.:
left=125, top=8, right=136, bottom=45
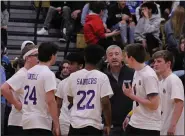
left=124, top=43, right=146, bottom=63
left=38, top=42, right=58, bottom=62
left=89, top=1, right=106, bottom=14
left=84, top=45, right=105, bottom=65
left=66, top=52, right=85, bottom=65
left=141, top=2, right=158, bottom=14
left=152, top=50, right=174, bottom=69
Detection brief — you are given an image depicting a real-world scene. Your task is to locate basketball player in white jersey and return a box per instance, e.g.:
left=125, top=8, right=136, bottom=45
left=66, top=45, right=113, bottom=136
left=56, top=52, right=84, bottom=136
left=122, top=43, right=161, bottom=136
left=1, top=43, right=38, bottom=135
left=153, top=50, right=184, bottom=135
left=22, top=42, right=60, bottom=136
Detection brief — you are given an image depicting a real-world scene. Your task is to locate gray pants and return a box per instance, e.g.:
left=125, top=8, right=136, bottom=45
left=43, top=6, right=72, bottom=34
left=112, top=23, right=135, bottom=44
left=1, top=103, right=6, bottom=136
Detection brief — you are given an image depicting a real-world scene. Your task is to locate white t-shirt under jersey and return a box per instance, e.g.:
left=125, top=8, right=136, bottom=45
left=22, top=65, right=57, bottom=131
left=67, top=69, right=113, bottom=130
left=55, top=77, right=71, bottom=135
left=6, top=67, right=27, bottom=127
left=129, top=65, right=161, bottom=131
left=160, top=73, right=184, bottom=135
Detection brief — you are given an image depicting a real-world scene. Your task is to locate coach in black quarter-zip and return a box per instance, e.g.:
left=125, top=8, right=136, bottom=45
left=103, top=45, right=134, bottom=136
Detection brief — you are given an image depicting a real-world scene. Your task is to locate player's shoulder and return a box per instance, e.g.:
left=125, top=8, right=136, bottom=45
left=58, top=77, right=69, bottom=86
left=166, top=73, right=182, bottom=84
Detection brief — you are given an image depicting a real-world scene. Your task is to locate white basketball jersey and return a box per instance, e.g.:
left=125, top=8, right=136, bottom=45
left=129, top=65, right=161, bottom=131
left=22, top=65, right=57, bottom=130
left=160, top=73, right=184, bottom=135
left=6, top=67, right=27, bottom=126
left=67, top=69, right=113, bottom=130
left=55, top=77, right=71, bottom=135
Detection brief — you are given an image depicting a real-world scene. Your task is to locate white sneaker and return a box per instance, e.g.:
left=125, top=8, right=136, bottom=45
left=37, top=28, right=48, bottom=35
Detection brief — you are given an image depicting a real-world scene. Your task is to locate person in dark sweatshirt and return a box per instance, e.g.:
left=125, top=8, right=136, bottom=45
left=104, top=45, right=134, bottom=136
left=83, top=1, right=120, bottom=50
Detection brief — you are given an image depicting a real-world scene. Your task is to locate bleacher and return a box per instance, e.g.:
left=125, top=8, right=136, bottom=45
left=6, top=1, right=83, bottom=73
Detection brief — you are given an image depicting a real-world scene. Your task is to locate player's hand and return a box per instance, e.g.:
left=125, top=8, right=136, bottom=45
left=53, top=124, right=61, bottom=136
left=167, top=124, right=176, bottom=135
left=122, top=116, right=130, bottom=131
left=14, top=99, right=22, bottom=111
left=122, top=83, right=133, bottom=97
left=104, top=126, right=111, bottom=136
left=56, top=7, right=62, bottom=14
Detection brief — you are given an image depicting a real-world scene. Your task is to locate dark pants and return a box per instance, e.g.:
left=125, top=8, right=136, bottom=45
left=8, top=126, right=24, bottom=135
left=4, top=105, right=11, bottom=135
left=146, top=33, right=160, bottom=57
left=24, top=129, right=52, bottom=136
left=1, top=28, right=7, bottom=46
left=109, top=126, right=126, bottom=136
left=125, top=124, right=160, bottom=136
left=68, top=125, right=102, bottom=136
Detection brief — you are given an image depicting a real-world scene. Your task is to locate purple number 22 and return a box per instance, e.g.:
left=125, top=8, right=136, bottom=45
left=24, top=85, right=37, bottom=105
left=77, top=90, right=95, bottom=110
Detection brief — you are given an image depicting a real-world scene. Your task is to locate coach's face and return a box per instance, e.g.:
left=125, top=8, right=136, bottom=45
left=153, top=57, right=170, bottom=74
left=107, top=48, right=123, bottom=67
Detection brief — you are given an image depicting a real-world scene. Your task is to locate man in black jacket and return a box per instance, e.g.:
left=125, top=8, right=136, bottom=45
left=103, top=45, right=134, bottom=136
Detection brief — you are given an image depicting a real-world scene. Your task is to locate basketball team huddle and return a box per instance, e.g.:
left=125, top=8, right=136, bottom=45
left=1, top=42, right=184, bottom=136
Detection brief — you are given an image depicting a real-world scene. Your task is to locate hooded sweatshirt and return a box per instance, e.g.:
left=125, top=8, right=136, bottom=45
left=84, top=14, right=105, bottom=44
left=134, top=14, right=161, bottom=42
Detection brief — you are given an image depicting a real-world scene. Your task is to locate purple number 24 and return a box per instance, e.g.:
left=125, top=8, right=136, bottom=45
left=24, top=85, right=37, bottom=105
left=77, top=90, right=95, bottom=110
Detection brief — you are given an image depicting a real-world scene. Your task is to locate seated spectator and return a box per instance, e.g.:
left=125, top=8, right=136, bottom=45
left=136, top=1, right=161, bottom=22
left=1, top=66, right=6, bottom=136
left=55, top=60, right=70, bottom=84
left=134, top=2, right=161, bottom=56
left=1, top=1, right=9, bottom=46
left=81, top=2, right=108, bottom=27
left=37, top=2, right=69, bottom=35
left=84, top=1, right=120, bottom=49
left=172, top=36, right=185, bottom=77
left=37, top=1, right=85, bottom=41
left=164, top=5, right=185, bottom=51
left=107, top=0, right=135, bottom=44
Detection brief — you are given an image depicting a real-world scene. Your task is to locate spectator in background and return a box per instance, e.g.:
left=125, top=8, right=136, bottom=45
left=37, top=2, right=70, bottom=36
left=135, top=1, right=161, bottom=22
left=164, top=6, right=185, bottom=51
left=1, top=66, right=6, bottom=136
left=107, top=1, right=135, bottom=44
left=134, top=2, right=161, bottom=57
left=104, top=45, right=134, bottom=136
left=1, top=1, right=9, bottom=46
left=55, top=60, right=70, bottom=85
left=84, top=1, right=120, bottom=50
left=81, top=2, right=108, bottom=27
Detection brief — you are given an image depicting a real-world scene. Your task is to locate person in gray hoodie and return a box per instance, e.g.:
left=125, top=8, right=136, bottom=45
left=134, top=2, right=161, bottom=56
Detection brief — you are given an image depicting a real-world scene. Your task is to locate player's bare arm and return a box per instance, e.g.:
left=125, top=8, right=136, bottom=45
left=168, top=98, right=184, bottom=135
left=101, top=95, right=111, bottom=135
left=123, top=83, right=160, bottom=110
left=46, top=90, right=61, bottom=136
left=1, top=82, right=22, bottom=110
left=56, top=97, right=63, bottom=116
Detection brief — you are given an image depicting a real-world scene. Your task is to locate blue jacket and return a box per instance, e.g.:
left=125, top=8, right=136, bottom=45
left=1, top=66, right=6, bottom=104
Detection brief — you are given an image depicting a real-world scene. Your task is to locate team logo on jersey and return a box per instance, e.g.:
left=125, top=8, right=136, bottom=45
left=163, top=89, right=166, bottom=94
left=139, top=80, right=141, bottom=85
